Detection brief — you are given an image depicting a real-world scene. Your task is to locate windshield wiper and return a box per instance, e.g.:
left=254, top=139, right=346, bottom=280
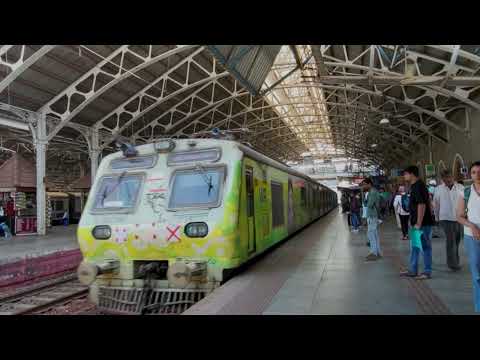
left=195, top=163, right=213, bottom=195
left=103, top=171, right=127, bottom=203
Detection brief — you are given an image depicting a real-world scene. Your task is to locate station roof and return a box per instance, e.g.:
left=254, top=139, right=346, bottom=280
left=1, top=45, right=479, bottom=169
left=0, top=153, right=36, bottom=189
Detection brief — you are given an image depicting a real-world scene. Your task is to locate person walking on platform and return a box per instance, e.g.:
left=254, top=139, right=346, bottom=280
left=400, top=166, right=435, bottom=280
left=456, top=161, right=480, bottom=313
left=361, top=178, right=382, bottom=261
left=392, top=187, right=402, bottom=229
left=428, top=180, right=441, bottom=239
left=350, top=191, right=361, bottom=233
left=394, top=185, right=410, bottom=240
left=433, top=169, right=464, bottom=271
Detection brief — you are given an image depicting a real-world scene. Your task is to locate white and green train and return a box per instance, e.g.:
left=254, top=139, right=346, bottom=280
left=77, top=138, right=337, bottom=314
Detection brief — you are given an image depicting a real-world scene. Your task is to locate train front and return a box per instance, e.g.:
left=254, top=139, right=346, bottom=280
left=76, top=139, right=242, bottom=314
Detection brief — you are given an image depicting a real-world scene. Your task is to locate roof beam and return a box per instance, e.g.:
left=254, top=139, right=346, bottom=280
left=310, top=45, right=329, bottom=76
left=279, top=83, right=465, bottom=132
left=441, top=45, right=460, bottom=87
left=0, top=45, right=56, bottom=94
left=41, top=45, right=198, bottom=142
left=317, top=55, right=480, bottom=111
left=313, top=75, right=480, bottom=87
left=0, top=46, right=15, bottom=58
left=259, top=127, right=413, bottom=155
left=134, top=84, right=250, bottom=140
left=289, top=45, right=304, bottom=70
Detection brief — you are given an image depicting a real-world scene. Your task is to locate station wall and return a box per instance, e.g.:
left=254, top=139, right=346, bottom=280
left=402, top=106, right=480, bottom=180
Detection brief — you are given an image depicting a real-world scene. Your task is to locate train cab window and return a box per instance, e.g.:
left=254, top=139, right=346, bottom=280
left=169, top=167, right=225, bottom=209
left=93, top=174, right=144, bottom=211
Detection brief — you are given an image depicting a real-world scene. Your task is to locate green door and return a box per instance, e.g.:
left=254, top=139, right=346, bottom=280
left=245, top=167, right=256, bottom=254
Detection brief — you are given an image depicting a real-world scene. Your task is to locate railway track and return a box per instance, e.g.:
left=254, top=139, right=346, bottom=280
left=0, top=277, right=89, bottom=315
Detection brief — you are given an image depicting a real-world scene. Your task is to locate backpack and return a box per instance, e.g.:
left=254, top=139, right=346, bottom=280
left=401, top=194, right=410, bottom=213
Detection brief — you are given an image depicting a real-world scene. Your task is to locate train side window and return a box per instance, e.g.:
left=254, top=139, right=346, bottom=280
left=300, top=186, right=306, bottom=207
left=271, top=181, right=284, bottom=227
left=56, top=200, right=64, bottom=211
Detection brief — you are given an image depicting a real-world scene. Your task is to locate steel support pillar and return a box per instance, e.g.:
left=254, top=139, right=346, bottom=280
left=428, top=135, right=433, bottom=164
left=89, top=128, right=100, bottom=186
left=35, top=113, right=47, bottom=236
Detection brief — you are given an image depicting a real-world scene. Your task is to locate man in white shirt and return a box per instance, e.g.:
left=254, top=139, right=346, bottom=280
left=457, top=161, right=480, bottom=313
left=434, top=169, right=464, bottom=271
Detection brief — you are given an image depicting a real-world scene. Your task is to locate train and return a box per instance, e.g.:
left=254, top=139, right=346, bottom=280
left=48, top=192, right=88, bottom=225
left=76, top=138, right=337, bottom=314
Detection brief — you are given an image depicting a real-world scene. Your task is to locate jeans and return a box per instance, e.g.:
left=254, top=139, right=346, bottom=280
left=439, top=220, right=462, bottom=269
left=464, top=234, right=480, bottom=313
left=400, top=215, right=409, bottom=237
left=409, top=226, right=432, bottom=275
left=351, top=212, right=360, bottom=230
left=367, top=217, right=381, bottom=255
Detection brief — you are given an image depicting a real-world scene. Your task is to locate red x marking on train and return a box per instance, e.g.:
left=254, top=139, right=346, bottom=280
left=166, top=225, right=180, bottom=242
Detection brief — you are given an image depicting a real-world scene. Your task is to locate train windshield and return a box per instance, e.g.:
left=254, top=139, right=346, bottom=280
left=93, top=173, right=143, bottom=211
left=169, top=167, right=224, bottom=209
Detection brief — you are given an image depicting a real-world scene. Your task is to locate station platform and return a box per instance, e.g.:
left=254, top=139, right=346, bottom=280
left=184, top=209, right=477, bottom=315
left=0, top=225, right=81, bottom=287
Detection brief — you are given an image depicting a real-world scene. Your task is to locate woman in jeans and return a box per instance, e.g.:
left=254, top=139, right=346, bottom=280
left=457, top=161, right=480, bottom=313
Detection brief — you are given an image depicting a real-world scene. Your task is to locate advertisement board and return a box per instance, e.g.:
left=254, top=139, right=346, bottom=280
left=15, top=216, right=37, bottom=235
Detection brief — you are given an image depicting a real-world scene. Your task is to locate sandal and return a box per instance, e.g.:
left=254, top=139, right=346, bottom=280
left=415, top=273, right=431, bottom=280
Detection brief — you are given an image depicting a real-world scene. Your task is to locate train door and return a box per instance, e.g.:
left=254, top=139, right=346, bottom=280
left=245, top=167, right=256, bottom=254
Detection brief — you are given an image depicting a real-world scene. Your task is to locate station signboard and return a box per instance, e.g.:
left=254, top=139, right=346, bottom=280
left=425, top=164, right=436, bottom=177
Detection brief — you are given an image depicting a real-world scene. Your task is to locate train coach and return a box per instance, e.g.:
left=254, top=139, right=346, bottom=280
left=76, top=138, right=337, bottom=314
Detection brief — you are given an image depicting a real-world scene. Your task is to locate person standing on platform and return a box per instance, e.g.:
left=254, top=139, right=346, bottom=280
left=394, top=185, right=410, bottom=240
left=400, top=166, right=435, bottom=279
left=361, top=178, right=382, bottom=261
left=433, top=169, right=464, bottom=271
left=457, top=161, right=480, bottom=313
left=6, top=196, right=15, bottom=236
left=392, top=186, right=402, bottom=229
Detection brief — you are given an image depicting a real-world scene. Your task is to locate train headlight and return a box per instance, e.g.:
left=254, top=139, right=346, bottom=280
left=92, top=225, right=111, bottom=240
left=184, top=222, right=208, bottom=238
left=154, top=139, right=175, bottom=153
